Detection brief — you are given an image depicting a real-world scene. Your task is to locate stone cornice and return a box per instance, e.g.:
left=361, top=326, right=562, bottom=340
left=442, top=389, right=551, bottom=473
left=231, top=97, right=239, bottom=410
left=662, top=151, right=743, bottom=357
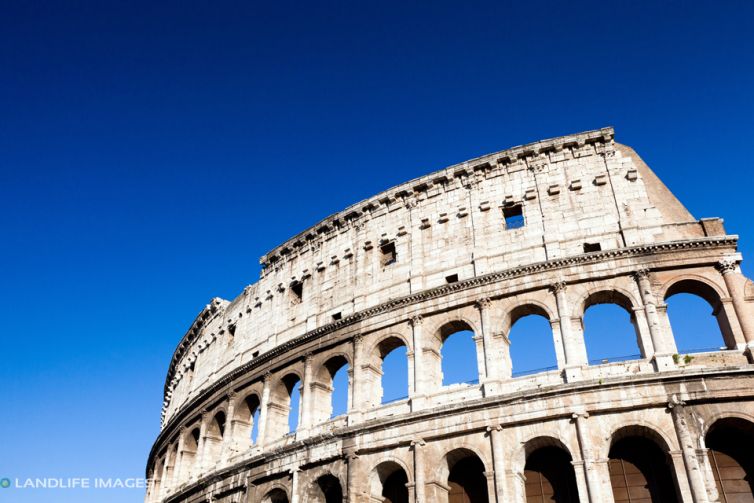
left=258, top=127, right=615, bottom=271
left=155, top=235, right=737, bottom=445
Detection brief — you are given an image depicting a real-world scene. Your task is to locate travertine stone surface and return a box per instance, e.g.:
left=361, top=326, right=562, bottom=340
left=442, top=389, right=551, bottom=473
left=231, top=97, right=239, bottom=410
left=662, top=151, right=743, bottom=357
left=145, top=128, right=754, bottom=503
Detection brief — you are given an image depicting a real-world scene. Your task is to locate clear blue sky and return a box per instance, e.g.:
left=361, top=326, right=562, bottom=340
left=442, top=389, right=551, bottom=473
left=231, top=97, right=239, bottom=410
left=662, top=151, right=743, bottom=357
left=1, top=1, right=752, bottom=501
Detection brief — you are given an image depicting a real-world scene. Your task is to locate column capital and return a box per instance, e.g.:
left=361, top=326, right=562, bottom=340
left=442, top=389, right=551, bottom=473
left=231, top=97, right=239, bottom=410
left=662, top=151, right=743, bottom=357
left=303, top=352, right=314, bottom=364
left=263, top=371, right=274, bottom=384
left=667, top=394, right=686, bottom=410
left=717, top=257, right=740, bottom=275
left=486, top=424, right=503, bottom=433
left=410, top=438, right=426, bottom=448
left=633, top=268, right=652, bottom=281
left=475, top=297, right=492, bottom=311
left=550, top=281, right=567, bottom=294
left=409, top=315, right=423, bottom=327
left=571, top=411, right=590, bottom=420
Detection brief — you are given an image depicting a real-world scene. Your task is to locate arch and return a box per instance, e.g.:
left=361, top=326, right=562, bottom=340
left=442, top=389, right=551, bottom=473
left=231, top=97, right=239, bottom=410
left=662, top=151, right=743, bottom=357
left=607, top=424, right=679, bottom=502
left=370, top=459, right=410, bottom=503
left=373, top=335, right=409, bottom=405
left=234, top=392, right=261, bottom=445
left=508, top=302, right=553, bottom=327
left=269, top=372, right=303, bottom=438
left=262, top=487, right=290, bottom=503
left=307, top=473, right=343, bottom=503
left=580, top=289, right=643, bottom=364
left=705, top=416, right=754, bottom=502
left=506, top=304, right=557, bottom=377
left=312, top=354, right=350, bottom=424
left=662, top=275, right=726, bottom=306
left=437, top=320, right=479, bottom=387
left=439, top=447, right=489, bottom=503
left=663, top=277, right=735, bottom=350
left=523, top=437, right=578, bottom=503
left=179, top=425, right=201, bottom=479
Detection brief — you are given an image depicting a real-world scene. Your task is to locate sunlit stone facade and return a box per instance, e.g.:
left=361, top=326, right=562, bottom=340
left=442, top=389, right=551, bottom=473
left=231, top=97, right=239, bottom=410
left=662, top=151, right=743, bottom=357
left=146, top=128, right=754, bottom=503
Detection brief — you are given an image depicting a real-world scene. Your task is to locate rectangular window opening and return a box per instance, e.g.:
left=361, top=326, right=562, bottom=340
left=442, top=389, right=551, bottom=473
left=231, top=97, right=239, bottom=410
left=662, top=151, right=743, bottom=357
left=503, top=204, right=525, bottom=229
left=380, top=242, right=397, bottom=266
left=332, top=312, right=342, bottom=321
left=445, top=274, right=459, bottom=284
left=583, top=242, right=602, bottom=253
left=290, top=281, right=304, bottom=304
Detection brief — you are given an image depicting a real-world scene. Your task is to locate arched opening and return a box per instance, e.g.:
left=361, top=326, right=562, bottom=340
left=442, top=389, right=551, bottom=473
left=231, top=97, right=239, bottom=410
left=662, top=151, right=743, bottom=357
left=665, top=279, right=734, bottom=351
left=235, top=394, right=261, bottom=446
left=524, top=443, right=578, bottom=503
left=269, top=373, right=302, bottom=438
left=371, top=461, right=409, bottom=503
left=151, top=456, right=164, bottom=497
left=313, top=473, right=343, bottom=503
left=445, top=448, right=489, bottom=503
left=285, top=375, right=302, bottom=433
left=312, top=355, right=350, bottom=424
left=439, top=321, right=479, bottom=387
left=508, top=305, right=557, bottom=377
left=582, top=291, right=642, bottom=364
left=377, top=337, right=409, bottom=404
left=706, top=417, right=754, bottom=502
left=262, top=488, right=289, bottom=503
left=202, top=410, right=226, bottom=466
left=179, top=426, right=201, bottom=479
left=608, top=427, right=678, bottom=502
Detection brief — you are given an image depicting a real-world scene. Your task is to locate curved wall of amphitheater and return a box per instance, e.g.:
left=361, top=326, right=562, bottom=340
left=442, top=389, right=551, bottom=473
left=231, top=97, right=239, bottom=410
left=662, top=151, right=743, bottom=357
left=146, top=127, right=754, bottom=503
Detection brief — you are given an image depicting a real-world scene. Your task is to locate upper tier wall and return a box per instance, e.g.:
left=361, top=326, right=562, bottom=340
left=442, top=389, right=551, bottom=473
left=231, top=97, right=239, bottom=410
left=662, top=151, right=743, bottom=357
left=160, top=127, right=713, bottom=425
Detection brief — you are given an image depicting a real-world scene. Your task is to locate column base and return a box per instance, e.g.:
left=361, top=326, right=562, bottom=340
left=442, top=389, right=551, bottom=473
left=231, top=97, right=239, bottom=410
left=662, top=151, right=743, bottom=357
left=652, top=353, right=677, bottom=371
left=563, top=365, right=583, bottom=382
left=482, top=379, right=502, bottom=397
left=409, top=394, right=428, bottom=411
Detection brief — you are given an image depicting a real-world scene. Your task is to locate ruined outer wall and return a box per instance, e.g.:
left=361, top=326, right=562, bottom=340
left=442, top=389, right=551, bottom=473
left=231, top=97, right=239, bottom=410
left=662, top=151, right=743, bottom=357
left=146, top=128, right=754, bottom=503
left=161, top=127, right=707, bottom=423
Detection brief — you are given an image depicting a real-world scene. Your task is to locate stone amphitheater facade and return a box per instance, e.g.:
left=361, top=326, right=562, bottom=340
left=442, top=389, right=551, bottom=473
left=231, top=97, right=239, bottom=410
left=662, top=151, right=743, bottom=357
left=145, top=128, right=754, bottom=503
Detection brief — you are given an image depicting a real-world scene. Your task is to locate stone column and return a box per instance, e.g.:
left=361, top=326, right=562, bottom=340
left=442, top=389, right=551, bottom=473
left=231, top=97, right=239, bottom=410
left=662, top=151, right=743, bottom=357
left=552, top=282, right=586, bottom=380
left=347, top=451, right=367, bottom=502
left=411, top=439, right=427, bottom=503
left=718, top=258, right=754, bottom=349
left=572, top=411, right=612, bottom=502
left=634, top=269, right=676, bottom=370
left=173, top=427, right=187, bottom=486
left=476, top=298, right=501, bottom=394
left=488, top=425, right=507, bottom=502
left=257, top=373, right=272, bottom=447
left=290, top=468, right=301, bottom=503
left=409, top=316, right=427, bottom=409
left=350, top=335, right=365, bottom=423
left=299, top=354, right=314, bottom=431
left=668, top=450, right=696, bottom=503
left=222, top=392, right=237, bottom=459
left=197, top=410, right=211, bottom=474
left=696, top=447, right=721, bottom=503
left=668, top=395, right=709, bottom=503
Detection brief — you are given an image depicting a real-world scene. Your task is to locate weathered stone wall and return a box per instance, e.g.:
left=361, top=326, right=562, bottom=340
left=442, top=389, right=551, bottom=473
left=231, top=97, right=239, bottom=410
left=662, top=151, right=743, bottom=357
left=146, top=128, right=754, bottom=503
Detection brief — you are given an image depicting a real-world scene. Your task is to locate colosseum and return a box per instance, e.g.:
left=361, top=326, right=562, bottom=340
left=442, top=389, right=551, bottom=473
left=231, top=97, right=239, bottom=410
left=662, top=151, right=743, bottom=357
left=145, top=127, right=754, bottom=503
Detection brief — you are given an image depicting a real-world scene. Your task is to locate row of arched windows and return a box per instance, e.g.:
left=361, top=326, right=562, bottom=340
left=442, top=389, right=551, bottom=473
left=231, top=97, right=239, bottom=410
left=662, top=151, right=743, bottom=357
left=152, top=276, right=741, bottom=497
left=249, top=416, right=754, bottom=503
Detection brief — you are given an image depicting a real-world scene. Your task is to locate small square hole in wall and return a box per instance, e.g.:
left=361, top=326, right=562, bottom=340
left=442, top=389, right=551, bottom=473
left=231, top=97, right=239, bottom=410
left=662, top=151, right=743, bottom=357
left=583, top=242, right=601, bottom=253
left=380, top=242, right=397, bottom=266
left=503, top=204, right=524, bottom=229
left=252, top=351, right=259, bottom=358
left=332, top=312, right=342, bottom=321
left=445, top=274, right=459, bottom=284
left=290, top=281, right=303, bottom=304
